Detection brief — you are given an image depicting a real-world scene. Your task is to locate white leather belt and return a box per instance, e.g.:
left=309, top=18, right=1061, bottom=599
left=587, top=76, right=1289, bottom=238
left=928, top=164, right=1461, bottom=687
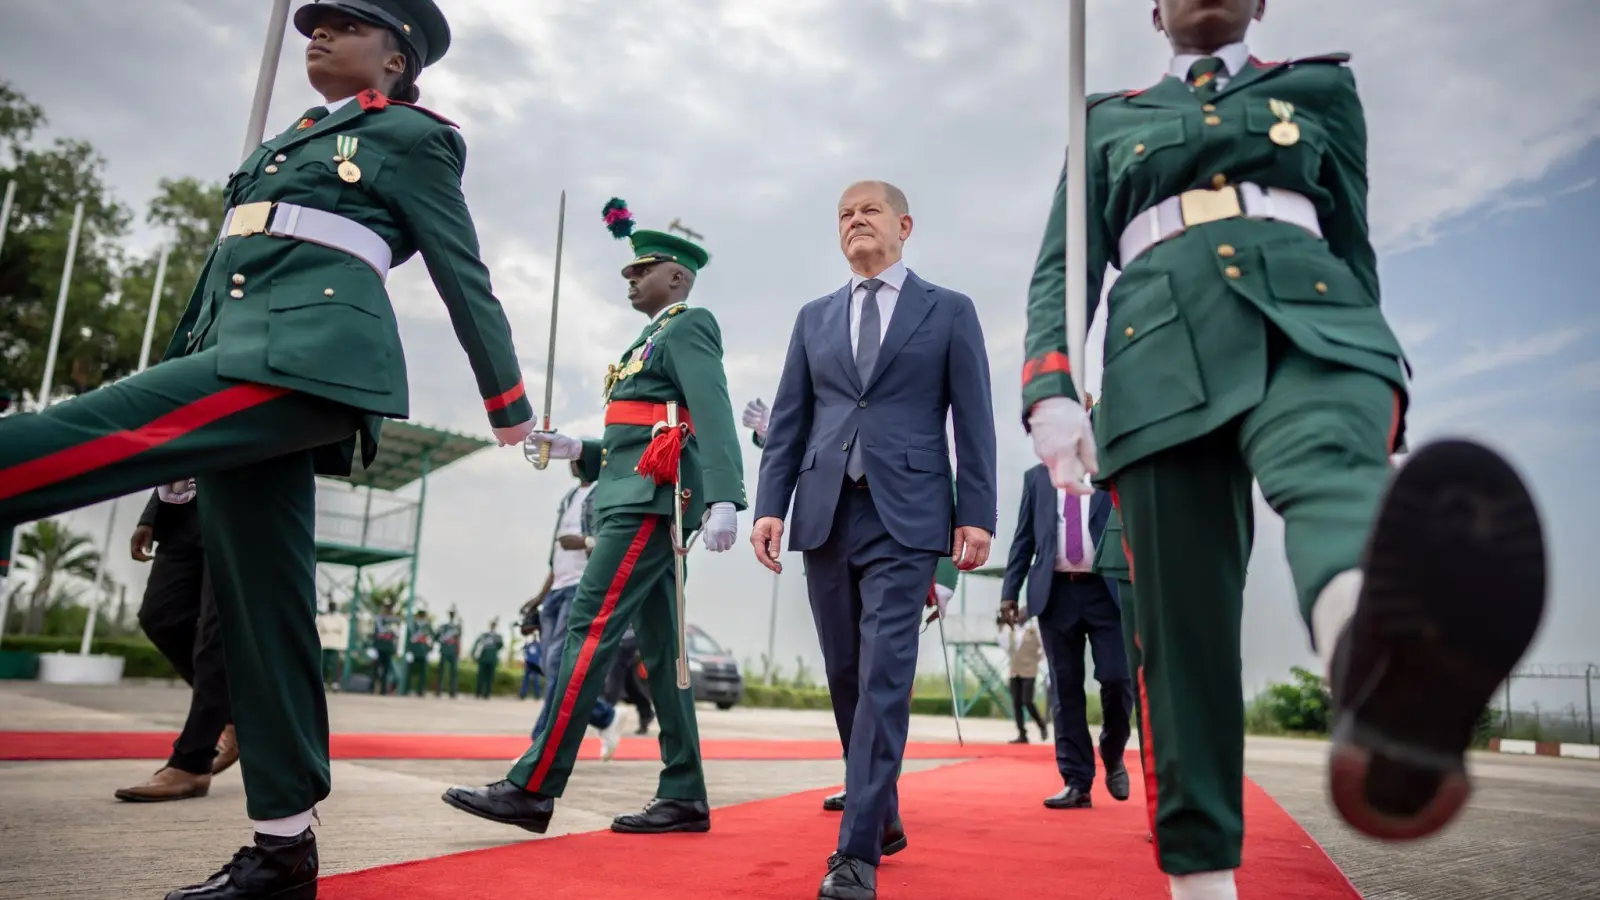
left=1118, top=183, right=1322, bottom=265
left=218, top=202, right=392, bottom=280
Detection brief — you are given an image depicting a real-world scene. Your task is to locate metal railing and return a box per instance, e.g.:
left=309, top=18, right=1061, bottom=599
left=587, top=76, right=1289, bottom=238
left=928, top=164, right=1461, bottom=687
left=312, top=481, right=419, bottom=555
left=1492, top=663, right=1597, bottom=745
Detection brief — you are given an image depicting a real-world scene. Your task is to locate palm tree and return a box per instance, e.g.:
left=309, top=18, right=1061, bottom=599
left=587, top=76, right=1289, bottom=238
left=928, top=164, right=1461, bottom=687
left=15, top=519, right=101, bottom=636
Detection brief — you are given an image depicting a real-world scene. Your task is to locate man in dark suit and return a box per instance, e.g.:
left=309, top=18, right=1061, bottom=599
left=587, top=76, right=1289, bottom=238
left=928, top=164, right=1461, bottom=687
left=1001, top=395, right=1133, bottom=812
left=752, top=180, right=998, bottom=900
left=115, top=485, right=236, bottom=803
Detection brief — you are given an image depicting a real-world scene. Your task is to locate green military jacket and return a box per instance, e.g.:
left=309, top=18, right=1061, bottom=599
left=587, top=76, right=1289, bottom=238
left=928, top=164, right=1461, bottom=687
left=1087, top=406, right=1130, bottom=581
left=472, top=631, right=504, bottom=665
left=0, top=526, right=11, bottom=580
left=167, top=91, right=531, bottom=473
left=933, top=557, right=959, bottom=591
left=406, top=622, right=433, bottom=661
left=1022, top=55, right=1408, bottom=480
left=372, top=613, right=400, bottom=655
left=577, top=304, right=747, bottom=524
left=436, top=622, right=462, bottom=659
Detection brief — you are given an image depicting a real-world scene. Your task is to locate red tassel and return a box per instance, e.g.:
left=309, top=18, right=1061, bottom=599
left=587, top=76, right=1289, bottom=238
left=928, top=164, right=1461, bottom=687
left=636, top=426, right=685, bottom=485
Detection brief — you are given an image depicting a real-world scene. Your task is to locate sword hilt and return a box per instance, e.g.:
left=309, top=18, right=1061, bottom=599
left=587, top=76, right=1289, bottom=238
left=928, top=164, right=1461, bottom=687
left=524, top=426, right=555, bottom=469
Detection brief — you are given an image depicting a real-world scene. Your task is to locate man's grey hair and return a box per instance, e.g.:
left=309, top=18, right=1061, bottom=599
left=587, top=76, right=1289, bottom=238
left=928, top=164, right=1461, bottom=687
left=843, top=180, right=910, bottom=216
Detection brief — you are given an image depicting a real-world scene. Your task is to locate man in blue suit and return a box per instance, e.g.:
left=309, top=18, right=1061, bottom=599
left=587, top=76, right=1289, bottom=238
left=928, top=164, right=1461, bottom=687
left=1001, top=394, right=1133, bottom=812
left=752, top=180, right=998, bottom=900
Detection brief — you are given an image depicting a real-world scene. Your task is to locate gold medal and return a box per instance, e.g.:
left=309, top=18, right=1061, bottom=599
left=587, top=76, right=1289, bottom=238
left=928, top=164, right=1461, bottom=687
left=338, top=160, right=362, bottom=182
left=602, top=363, right=620, bottom=403
left=335, top=135, right=362, bottom=183
left=1269, top=121, right=1300, bottom=146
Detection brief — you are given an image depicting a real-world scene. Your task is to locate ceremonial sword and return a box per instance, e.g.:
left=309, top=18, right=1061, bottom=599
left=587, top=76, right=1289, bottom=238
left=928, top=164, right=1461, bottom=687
left=936, top=612, right=964, bottom=746
left=527, top=190, right=567, bottom=469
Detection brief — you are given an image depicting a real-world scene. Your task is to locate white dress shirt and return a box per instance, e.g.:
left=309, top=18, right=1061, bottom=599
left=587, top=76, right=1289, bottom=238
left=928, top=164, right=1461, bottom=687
left=848, top=259, right=907, bottom=356
left=550, top=483, right=594, bottom=591
left=1169, top=42, right=1251, bottom=90
left=1054, top=487, right=1097, bottom=573
left=322, top=95, right=357, bottom=116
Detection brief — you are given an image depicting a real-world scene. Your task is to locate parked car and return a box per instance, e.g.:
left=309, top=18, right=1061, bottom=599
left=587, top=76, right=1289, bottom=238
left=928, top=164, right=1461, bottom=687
left=686, top=624, right=743, bottom=709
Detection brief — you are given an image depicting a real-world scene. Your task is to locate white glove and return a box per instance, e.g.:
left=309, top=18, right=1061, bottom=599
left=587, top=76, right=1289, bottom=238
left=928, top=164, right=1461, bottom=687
left=493, top=419, right=537, bottom=447
left=740, top=398, right=770, bottom=439
left=157, top=479, right=196, bottom=504
left=522, top=431, right=582, bottom=460
left=701, top=502, right=738, bottom=552
left=1028, top=397, right=1098, bottom=495
left=928, top=583, right=954, bottom=620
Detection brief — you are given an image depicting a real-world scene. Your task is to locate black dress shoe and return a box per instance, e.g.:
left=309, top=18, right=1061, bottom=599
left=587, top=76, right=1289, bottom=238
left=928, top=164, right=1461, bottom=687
left=1008, top=735, right=1029, bottom=744
left=882, top=817, right=907, bottom=856
left=441, top=780, right=554, bottom=833
left=818, top=853, right=876, bottom=900
left=165, top=829, right=317, bottom=900
left=822, top=788, right=846, bottom=812
left=1327, top=440, right=1547, bottom=843
left=1102, top=756, right=1130, bottom=801
left=611, top=797, right=711, bottom=833
left=1038, top=723, right=1049, bottom=742
left=1044, top=786, right=1092, bottom=809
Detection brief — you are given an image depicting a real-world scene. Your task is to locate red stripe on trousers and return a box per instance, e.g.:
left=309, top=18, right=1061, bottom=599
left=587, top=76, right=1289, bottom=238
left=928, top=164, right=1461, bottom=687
left=526, top=516, right=658, bottom=792
left=1112, top=483, right=1160, bottom=855
left=0, top=384, right=291, bottom=502
left=1387, top=391, right=1402, bottom=455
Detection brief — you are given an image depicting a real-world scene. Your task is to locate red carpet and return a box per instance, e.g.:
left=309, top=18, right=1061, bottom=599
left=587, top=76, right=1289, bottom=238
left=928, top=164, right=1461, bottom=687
left=321, top=756, right=1359, bottom=900
left=0, top=730, right=1051, bottom=762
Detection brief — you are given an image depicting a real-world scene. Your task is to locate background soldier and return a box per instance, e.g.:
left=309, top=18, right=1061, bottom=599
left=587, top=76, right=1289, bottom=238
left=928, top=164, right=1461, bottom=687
left=403, top=609, right=433, bottom=696
left=435, top=609, right=463, bottom=697
left=371, top=605, right=400, bottom=696
left=472, top=619, right=505, bottom=699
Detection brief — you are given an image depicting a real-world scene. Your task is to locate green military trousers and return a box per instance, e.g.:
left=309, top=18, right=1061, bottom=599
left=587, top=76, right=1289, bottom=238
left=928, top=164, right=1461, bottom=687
left=437, top=653, right=460, bottom=697
left=474, top=657, right=497, bottom=698
left=507, top=512, right=706, bottom=801
left=0, top=349, right=363, bottom=820
left=403, top=654, right=429, bottom=696
left=1111, top=343, right=1396, bottom=876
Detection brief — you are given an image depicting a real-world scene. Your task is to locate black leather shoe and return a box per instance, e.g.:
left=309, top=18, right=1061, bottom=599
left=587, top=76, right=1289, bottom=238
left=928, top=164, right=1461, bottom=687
left=882, top=817, right=907, bottom=856
left=1044, top=786, right=1092, bottom=809
left=441, top=780, right=554, bottom=833
left=1038, top=723, right=1049, bottom=742
left=1103, top=757, right=1131, bottom=801
left=818, top=853, right=876, bottom=900
left=165, top=829, right=317, bottom=900
left=1327, top=440, right=1547, bottom=843
left=822, top=788, right=846, bottom=812
left=1008, top=734, right=1029, bottom=744
left=611, top=797, right=711, bottom=834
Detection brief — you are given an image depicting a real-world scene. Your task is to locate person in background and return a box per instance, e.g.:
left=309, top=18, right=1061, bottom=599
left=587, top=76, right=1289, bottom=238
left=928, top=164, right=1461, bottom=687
left=371, top=604, right=400, bottom=696
left=606, top=625, right=656, bottom=736
left=998, top=613, right=1049, bottom=745
left=472, top=619, right=505, bottom=699
left=403, top=609, right=433, bottom=696
left=434, top=609, right=463, bottom=698
left=742, top=397, right=770, bottom=449
left=317, top=601, right=348, bottom=691
left=520, top=633, right=543, bottom=700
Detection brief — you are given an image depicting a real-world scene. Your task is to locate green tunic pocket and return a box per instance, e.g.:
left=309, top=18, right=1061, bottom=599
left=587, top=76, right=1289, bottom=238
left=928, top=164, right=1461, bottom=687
left=1108, top=118, right=1188, bottom=184
left=265, top=271, right=393, bottom=393
left=1100, top=273, right=1207, bottom=444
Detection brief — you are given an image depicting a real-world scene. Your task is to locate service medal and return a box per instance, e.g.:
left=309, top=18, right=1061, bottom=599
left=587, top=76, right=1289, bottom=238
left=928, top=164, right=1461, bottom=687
left=338, top=160, right=362, bottom=183
left=1267, top=99, right=1300, bottom=147
left=335, top=136, right=363, bottom=183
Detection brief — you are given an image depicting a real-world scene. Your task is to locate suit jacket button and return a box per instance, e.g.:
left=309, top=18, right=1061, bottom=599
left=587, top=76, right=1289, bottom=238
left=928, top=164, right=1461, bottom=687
left=841, top=442, right=849, bottom=451
left=858, top=400, right=867, bottom=408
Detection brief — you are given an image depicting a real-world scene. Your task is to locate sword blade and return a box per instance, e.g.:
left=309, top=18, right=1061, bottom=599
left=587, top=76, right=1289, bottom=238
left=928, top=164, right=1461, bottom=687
left=540, top=190, right=566, bottom=428
left=936, top=614, right=963, bottom=746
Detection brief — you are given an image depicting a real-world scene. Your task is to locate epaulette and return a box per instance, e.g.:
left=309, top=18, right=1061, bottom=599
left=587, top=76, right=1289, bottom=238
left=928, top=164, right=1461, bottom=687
left=1250, top=52, right=1351, bottom=70
left=356, top=88, right=461, bottom=129
left=1088, top=90, right=1138, bottom=111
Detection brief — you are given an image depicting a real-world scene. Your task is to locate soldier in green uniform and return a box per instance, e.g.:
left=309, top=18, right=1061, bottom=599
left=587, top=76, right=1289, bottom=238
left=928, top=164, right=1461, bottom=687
left=435, top=609, right=463, bottom=697
left=371, top=605, right=401, bottom=696
left=1020, top=2, right=1547, bottom=897
left=0, top=2, right=536, bottom=896
left=444, top=202, right=746, bottom=837
left=472, top=619, right=505, bottom=699
left=402, top=609, right=433, bottom=696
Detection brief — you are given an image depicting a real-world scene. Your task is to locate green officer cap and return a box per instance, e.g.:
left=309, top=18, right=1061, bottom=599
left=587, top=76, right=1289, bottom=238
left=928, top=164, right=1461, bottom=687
left=294, top=0, right=452, bottom=68
left=602, top=198, right=710, bottom=276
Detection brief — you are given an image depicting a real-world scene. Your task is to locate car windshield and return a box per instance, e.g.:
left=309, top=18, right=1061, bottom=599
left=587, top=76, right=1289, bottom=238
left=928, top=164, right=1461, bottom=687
left=687, top=630, right=724, bottom=656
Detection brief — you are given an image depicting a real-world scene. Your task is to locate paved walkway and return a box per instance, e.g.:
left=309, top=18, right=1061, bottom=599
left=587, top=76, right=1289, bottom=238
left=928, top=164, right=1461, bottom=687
left=1, top=682, right=1597, bottom=899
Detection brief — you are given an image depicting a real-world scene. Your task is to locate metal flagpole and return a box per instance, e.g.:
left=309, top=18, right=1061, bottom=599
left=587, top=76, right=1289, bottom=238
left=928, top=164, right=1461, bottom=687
left=0, top=180, right=16, bottom=258
left=37, top=201, right=85, bottom=409
left=764, top=570, right=780, bottom=684
left=1065, top=0, right=1089, bottom=400
left=136, top=246, right=171, bottom=373
left=81, top=502, right=120, bottom=656
left=243, top=0, right=293, bottom=161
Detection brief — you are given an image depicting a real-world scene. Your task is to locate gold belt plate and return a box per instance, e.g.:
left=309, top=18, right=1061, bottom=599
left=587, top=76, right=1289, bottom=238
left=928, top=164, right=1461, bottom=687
left=1178, top=187, right=1242, bottom=227
left=226, top=202, right=273, bottom=238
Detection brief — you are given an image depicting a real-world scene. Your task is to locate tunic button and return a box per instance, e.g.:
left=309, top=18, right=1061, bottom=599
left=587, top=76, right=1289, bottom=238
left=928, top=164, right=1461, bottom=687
left=1133, top=143, right=1145, bottom=155
left=324, top=288, right=336, bottom=296
left=230, top=288, right=245, bottom=299
left=1201, top=104, right=1216, bottom=113
left=1224, top=265, right=1241, bottom=279
left=1211, top=173, right=1227, bottom=189
left=274, top=154, right=287, bottom=163
left=1124, top=326, right=1135, bottom=338
left=1315, top=282, right=1329, bottom=295
left=1217, top=244, right=1235, bottom=258
left=264, top=164, right=279, bottom=174
left=1204, top=115, right=1221, bottom=126
left=231, top=273, right=246, bottom=285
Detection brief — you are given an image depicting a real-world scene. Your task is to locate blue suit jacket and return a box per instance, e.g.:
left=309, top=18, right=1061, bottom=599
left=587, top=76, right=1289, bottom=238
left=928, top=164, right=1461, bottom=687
left=1000, top=464, right=1116, bottom=617
left=754, top=269, right=998, bottom=554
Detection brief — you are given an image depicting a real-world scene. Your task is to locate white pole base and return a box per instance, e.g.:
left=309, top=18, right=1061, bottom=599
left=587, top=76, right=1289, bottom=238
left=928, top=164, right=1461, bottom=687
left=36, top=652, right=125, bottom=685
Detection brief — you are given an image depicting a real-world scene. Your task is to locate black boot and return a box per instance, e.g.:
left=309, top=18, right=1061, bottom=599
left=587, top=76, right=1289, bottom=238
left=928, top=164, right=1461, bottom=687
left=441, top=780, right=554, bottom=833
left=165, top=830, right=317, bottom=900
left=611, top=797, right=711, bottom=834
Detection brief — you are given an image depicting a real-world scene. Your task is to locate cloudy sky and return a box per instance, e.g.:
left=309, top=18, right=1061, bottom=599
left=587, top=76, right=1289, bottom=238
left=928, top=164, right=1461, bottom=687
left=3, top=0, right=1596, bottom=698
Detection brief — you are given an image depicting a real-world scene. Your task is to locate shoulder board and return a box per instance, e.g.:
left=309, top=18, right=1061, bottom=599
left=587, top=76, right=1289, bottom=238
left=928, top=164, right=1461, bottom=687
left=1088, top=90, right=1136, bottom=110
left=1250, top=52, right=1351, bottom=70
left=356, top=89, right=461, bottom=128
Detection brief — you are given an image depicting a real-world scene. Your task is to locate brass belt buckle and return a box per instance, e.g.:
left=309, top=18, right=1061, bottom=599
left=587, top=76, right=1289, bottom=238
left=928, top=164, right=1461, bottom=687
left=227, top=202, right=273, bottom=238
left=1179, top=186, right=1242, bottom=227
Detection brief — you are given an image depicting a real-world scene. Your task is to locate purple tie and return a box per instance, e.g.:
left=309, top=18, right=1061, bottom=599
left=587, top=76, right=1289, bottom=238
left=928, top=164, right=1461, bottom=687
left=1063, top=492, right=1084, bottom=564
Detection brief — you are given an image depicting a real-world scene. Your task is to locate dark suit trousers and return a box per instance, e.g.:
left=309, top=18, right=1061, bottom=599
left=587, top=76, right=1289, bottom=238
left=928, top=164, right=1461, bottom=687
left=803, top=481, right=938, bottom=865
left=1037, top=571, right=1133, bottom=793
left=138, top=543, right=231, bottom=775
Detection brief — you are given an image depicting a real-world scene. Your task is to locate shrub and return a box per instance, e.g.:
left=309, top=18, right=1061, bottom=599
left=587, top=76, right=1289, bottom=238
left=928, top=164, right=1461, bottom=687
left=1259, top=666, right=1331, bottom=734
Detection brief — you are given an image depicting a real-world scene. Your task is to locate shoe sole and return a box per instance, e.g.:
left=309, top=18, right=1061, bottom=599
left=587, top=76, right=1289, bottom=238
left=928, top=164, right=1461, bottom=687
left=1328, top=440, right=1546, bottom=842
left=261, top=882, right=317, bottom=900
left=609, top=819, right=711, bottom=834
left=115, top=786, right=208, bottom=802
left=1043, top=800, right=1091, bottom=810
left=882, top=835, right=907, bottom=856
left=439, top=792, right=550, bottom=834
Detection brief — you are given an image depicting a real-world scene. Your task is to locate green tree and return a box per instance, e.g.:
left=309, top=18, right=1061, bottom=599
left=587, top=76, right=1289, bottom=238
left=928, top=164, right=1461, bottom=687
left=1262, top=666, right=1332, bottom=734
left=113, top=176, right=226, bottom=369
left=14, top=519, right=101, bottom=636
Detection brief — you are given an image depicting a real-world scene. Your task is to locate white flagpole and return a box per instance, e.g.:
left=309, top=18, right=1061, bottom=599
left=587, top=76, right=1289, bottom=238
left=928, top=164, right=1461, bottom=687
left=136, top=246, right=171, bottom=373
left=242, top=0, right=293, bottom=161
left=80, top=502, right=119, bottom=656
left=1065, top=0, right=1089, bottom=400
left=37, top=201, right=85, bottom=409
left=0, top=181, right=16, bottom=258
